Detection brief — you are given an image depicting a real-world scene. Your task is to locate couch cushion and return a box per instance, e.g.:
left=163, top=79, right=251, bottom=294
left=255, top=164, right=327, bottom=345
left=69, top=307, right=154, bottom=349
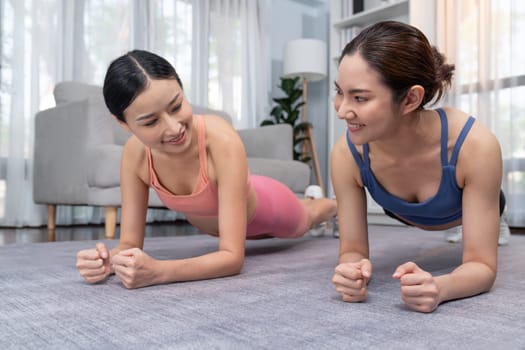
left=238, top=124, right=293, bottom=160
left=55, top=83, right=131, bottom=146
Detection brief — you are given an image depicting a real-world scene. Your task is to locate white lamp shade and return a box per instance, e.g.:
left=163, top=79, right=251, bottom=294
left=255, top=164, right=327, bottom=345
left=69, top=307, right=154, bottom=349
left=283, top=39, right=327, bottom=82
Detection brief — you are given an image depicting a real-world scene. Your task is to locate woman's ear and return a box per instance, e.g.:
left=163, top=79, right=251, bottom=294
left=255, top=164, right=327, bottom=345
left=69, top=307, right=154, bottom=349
left=401, top=85, right=425, bottom=114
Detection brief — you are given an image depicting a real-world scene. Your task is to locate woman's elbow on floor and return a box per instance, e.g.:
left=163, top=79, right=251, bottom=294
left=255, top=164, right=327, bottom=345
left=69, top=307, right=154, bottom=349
left=225, top=254, right=245, bottom=276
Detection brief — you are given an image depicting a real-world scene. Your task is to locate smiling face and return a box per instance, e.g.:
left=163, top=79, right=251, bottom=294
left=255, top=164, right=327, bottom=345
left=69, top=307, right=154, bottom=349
left=334, top=53, right=400, bottom=145
left=122, top=78, right=194, bottom=154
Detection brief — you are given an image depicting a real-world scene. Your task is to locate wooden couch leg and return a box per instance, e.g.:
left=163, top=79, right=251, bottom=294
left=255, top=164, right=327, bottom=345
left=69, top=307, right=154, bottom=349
left=47, top=205, right=56, bottom=241
left=47, top=205, right=56, bottom=229
left=105, top=207, right=118, bottom=239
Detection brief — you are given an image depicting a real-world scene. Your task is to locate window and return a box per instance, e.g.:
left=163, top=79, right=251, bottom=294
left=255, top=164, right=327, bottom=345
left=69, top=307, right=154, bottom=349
left=0, top=0, right=268, bottom=226
left=451, top=0, right=525, bottom=225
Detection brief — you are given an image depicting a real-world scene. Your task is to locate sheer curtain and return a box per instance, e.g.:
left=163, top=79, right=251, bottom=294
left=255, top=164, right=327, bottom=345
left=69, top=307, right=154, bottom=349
left=437, top=0, right=525, bottom=227
left=0, top=0, right=270, bottom=227
left=207, top=0, right=270, bottom=130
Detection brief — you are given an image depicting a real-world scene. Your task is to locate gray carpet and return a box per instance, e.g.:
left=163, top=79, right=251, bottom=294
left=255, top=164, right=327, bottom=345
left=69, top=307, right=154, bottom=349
left=1, top=225, right=524, bottom=350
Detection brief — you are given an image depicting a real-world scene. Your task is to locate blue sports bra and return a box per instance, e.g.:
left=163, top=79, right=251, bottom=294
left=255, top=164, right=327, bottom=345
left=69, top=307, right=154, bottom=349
left=346, top=108, right=475, bottom=227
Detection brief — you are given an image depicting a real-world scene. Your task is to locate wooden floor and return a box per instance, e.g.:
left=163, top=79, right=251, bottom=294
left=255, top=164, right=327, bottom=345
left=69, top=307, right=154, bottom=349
left=0, top=220, right=201, bottom=246
left=0, top=221, right=522, bottom=247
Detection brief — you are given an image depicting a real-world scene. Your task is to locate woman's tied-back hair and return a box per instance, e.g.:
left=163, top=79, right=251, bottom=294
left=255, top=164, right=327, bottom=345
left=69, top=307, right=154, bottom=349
left=103, top=50, right=183, bottom=122
left=340, top=21, right=455, bottom=109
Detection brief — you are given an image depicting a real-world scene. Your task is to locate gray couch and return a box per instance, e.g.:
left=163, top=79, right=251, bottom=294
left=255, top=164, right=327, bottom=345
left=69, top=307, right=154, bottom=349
left=33, top=81, right=311, bottom=238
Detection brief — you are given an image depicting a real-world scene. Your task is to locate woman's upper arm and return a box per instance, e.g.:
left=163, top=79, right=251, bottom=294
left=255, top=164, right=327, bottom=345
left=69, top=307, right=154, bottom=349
left=460, top=126, right=502, bottom=270
left=208, top=118, right=247, bottom=257
left=118, top=137, right=149, bottom=249
left=330, top=136, right=369, bottom=260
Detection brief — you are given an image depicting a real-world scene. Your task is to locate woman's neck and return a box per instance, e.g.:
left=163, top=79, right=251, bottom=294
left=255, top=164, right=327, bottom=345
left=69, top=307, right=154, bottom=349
left=371, top=109, right=437, bottom=159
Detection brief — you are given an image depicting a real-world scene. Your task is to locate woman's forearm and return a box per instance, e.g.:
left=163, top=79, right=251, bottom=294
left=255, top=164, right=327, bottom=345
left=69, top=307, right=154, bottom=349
left=339, top=251, right=368, bottom=264
left=435, top=261, right=497, bottom=304
left=109, top=242, right=136, bottom=258
left=155, top=250, right=245, bottom=284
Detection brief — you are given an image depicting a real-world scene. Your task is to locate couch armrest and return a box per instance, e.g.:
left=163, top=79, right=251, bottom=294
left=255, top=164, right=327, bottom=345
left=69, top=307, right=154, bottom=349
left=237, top=124, right=293, bottom=160
left=33, top=99, right=91, bottom=205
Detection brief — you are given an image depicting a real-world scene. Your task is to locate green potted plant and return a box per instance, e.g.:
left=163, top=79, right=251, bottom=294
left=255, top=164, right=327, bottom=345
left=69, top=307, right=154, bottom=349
left=260, top=76, right=312, bottom=162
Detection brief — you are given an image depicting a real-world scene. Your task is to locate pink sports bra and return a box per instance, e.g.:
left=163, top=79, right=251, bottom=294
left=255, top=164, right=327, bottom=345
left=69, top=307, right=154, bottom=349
left=146, top=115, right=220, bottom=217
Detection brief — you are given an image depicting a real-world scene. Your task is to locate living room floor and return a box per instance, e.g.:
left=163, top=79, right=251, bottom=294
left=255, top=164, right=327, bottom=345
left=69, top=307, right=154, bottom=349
left=0, top=221, right=523, bottom=247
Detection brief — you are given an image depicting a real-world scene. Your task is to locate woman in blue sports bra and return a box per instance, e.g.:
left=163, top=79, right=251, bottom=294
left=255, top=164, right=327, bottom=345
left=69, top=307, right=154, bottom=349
left=330, top=21, right=508, bottom=313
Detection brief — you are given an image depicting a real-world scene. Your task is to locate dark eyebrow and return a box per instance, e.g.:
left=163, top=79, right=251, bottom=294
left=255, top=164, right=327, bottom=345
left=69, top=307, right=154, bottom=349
left=136, top=92, right=181, bottom=122
left=348, top=88, right=371, bottom=94
left=334, top=81, right=371, bottom=94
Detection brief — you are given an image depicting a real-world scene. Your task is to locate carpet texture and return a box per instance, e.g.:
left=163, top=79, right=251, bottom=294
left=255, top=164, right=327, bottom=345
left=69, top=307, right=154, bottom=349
left=1, top=225, right=524, bottom=349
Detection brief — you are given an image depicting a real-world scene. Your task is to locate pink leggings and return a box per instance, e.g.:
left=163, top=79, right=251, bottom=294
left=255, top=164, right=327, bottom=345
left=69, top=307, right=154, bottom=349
left=246, top=175, right=309, bottom=238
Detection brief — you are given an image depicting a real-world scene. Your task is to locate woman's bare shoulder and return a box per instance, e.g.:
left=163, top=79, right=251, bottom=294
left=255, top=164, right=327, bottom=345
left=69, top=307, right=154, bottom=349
left=122, top=136, right=149, bottom=181
left=123, top=135, right=146, bottom=158
left=331, top=133, right=364, bottom=187
left=440, top=106, right=470, bottom=125
left=444, top=106, right=502, bottom=183
left=440, top=106, right=497, bottom=143
left=199, top=114, right=240, bottom=144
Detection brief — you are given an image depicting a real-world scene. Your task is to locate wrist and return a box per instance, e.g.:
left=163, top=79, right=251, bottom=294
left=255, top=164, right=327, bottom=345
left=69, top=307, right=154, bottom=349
left=153, top=259, right=167, bottom=284
left=434, top=275, right=447, bottom=304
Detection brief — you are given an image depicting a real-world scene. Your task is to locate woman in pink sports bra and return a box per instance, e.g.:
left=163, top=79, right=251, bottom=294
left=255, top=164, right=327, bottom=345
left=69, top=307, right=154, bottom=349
left=76, top=50, right=336, bottom=289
